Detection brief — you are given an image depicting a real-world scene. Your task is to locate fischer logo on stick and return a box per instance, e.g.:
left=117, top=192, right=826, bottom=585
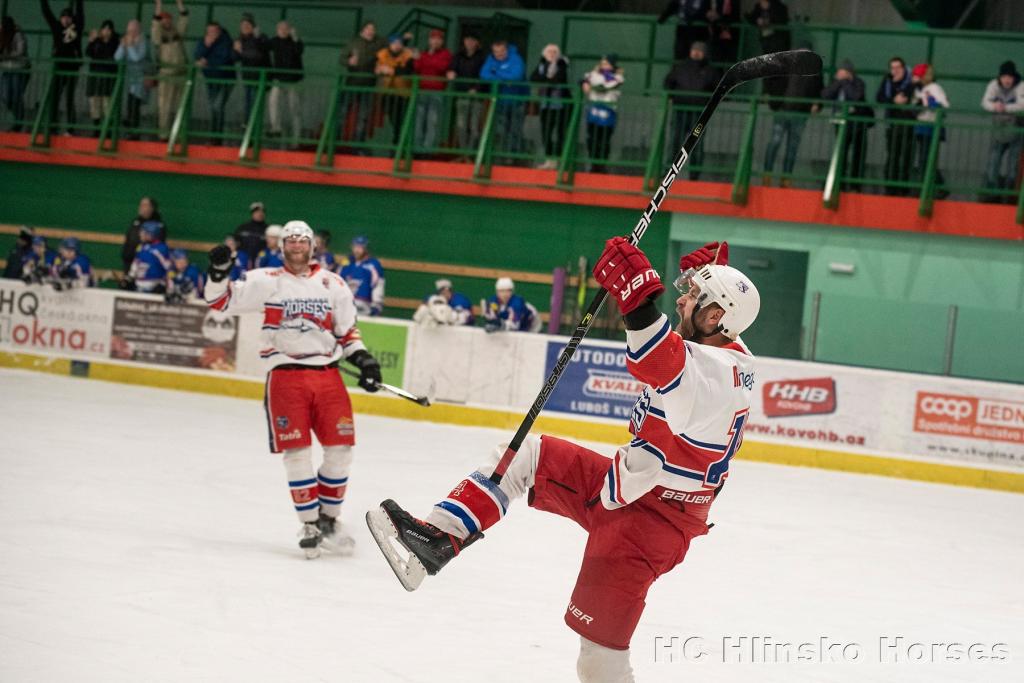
left=762, top=378, right=836, bottom=417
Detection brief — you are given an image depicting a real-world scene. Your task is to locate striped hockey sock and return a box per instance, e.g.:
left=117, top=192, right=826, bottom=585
left=317, top=472, right=348, bottom=517
left=430, top=471, right=510, bottom=538
left=288, top=477, right=320, bottom=522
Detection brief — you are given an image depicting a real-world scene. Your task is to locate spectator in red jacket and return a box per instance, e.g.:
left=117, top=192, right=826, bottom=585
left=412, top=28, right=452, bottom=154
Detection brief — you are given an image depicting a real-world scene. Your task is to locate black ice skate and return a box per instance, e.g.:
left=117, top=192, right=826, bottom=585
left=298, top=521, right=322, bottom=560
left=365, top=499, right=482, bottom=591
left=317, top=512, right=355, bottom=556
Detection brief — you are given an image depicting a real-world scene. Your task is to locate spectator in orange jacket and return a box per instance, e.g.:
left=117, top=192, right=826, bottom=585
left=375, top=34, right=414, bottom=144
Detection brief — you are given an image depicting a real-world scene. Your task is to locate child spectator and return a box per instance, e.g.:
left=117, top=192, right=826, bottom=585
left=255, top=225, right=284, bottom=268
left=22, top=236, right=56, bottom=284
left=128, top=221, right=171, bottom=292
left=85, top=20, right=119, bottom=134
left=51, top=237, right=93, bottom=289
left=339, top=235, right=385, bottom=316
left=911, top=63, right=949, bottom=195
left=582, top=55, right=624, bottom=173
left=233, top=12, right=271, bottom=121
left=447, top=33, right=486, bottom=155
left=0, top=15, right=30, bottom=132
left=530, top=44, right=571, bottom=169
left=151, top=0, right=190, bottom=140
left=268, top=20, right=304, bottom=142
left=166, top=248, right=204, bottom=302
left=115, top=19, right=151, bottom=136
left=484, top=277, right=540, bottom=333
left=981, top=60, right=1024, bottom=201
left=413, top=278, right=474, bottom=327
left=412, top=28, right=451, bottom=153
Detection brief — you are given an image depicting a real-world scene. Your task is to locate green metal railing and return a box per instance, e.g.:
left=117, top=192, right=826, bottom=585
left=7, top=58, right=1024, bottom=222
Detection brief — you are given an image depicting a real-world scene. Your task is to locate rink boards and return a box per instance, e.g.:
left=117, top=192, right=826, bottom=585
left=1, top=282, right=1022, bottom=493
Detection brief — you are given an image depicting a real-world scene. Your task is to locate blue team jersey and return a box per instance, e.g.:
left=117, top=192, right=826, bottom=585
left=256, top=248, right=284, bottom=269
left=449, top=292, right=475, bottom=325
left=314, top=250, right=337, bottom=272
left=52, top=253, right=93, bottom=286
left=229, top=250, right=250, bottom=281
left=485, top=293, right=536, bottom=331
left=131, top=242, right=171, bottom=291
left=171, top=263, right=205, bottom=297
left=24, top=249, right=56, bottom=275
left=339, top=254, right=384, bottom=304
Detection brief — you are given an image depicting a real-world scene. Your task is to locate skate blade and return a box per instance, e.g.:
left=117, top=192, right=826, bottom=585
left=365, top=506, right=427, bottom=592
left=304, top=546, right=322, bottom=560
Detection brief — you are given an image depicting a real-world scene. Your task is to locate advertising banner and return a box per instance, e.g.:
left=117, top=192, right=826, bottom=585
left=0, top=282, right=112, bottom=358
left=109, top=297, right=238, bottom=371
left=542, top=340, right=642, bottom=421
left=341, top=320, right=408, bottom=389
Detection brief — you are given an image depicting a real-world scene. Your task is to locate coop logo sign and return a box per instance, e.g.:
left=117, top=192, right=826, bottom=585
left=914, top=391, right=1023, bottom=444
left=762, top=377, right=836, bottom=417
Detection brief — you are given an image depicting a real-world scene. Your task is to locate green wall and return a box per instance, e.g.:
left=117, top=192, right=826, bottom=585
left=0, top=161, right=669, bottom=330
left=670, top=213, right=1024, bottom=383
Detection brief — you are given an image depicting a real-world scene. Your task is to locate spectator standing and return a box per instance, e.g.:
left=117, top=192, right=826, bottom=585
left=193, top=22, right=234, bottom=141
left=413, top=278, right=475, bottom=326
left=233, top=13, right=270, bottom=122
left=762, top=47, right=823, bottom=187
left=341, top=21, right=385, bottom=145
left=41, top=0, right=85, bottom=133
left=981, top=60, right=1024, bottom=201
left=166, top=248, right=204, bottom=301
left=480, top=40, right=528, bottom=163
left=256, top=225, right=284, bottom=268
left=911, top=63, right=949, bottom=195
left=658, top=0, right=711, bottom=62
left=582, top=55, right=625, bottom=174
left=412, top=29, right=452, bottom=154
left=223, top=234, right=249, bottom=281
left=339, top=235, right=385, bottom=316
left=821, top=59, right=872, bottom=192
left=121, top=196, right=164, bottom=274
left=876, top=56, right=916, bottom=196
left=151, top=0, right=189, bottom=140
left=0, top=16, right=30, bottom=132
left=128, top=221, right=171, bottom=292
left=446, top=33, right=486, bottom=156
left=85, top=20, right=119, bottom=134
left=3, top=226, right=34, bottom=279
left=51, top=237, right=93, bottom=289
left=268, top=20, right=303, bottom=143
left=529, top=44, right=571, bottom=169
left=376, top=34, right=414, bottom=145
left=484, top=277, right=539, bottom=332
left=22, top=235, right=56, bottom=284
left=707, top=0, right=740, bottom=64
left=745, top=0, right=790, bottom=100
left=115, top=19, right=151, bottom=136
left=663, top=41, right=718, bottom=180
left=234, top=201, right=268, bottom=263
left=314, top=230, right=336, bottom=271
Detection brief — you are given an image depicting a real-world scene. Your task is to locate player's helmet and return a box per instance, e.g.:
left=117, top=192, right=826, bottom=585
left=265, top=224, right=282, bottom=239
left=60, top=237, right=80, bottom=252
left=352, top=235, right=369, bottom=247
left=171, top=248, right=188, bottom=261
left=692, top=264, right=760, bottom=339
left=280, top=220, right=314, bottom=243
left=140, top=220, right=162, bottom=238
left=495, top=277, right=515, bottom=291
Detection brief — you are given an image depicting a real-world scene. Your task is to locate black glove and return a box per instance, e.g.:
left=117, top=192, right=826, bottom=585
left=348, top=349, right=382, bottom=393
left=207, top=245, right=233, bottom=283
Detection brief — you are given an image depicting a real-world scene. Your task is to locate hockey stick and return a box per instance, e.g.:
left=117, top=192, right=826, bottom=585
left=489, top=50, right=822, bottom=485
left=338, top=365, right=432, bottom=407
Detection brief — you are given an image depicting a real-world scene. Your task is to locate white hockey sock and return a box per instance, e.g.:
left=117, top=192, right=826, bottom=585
left=426, top=435, right=542, bottom=539
left=318, top=445, right=353, bottom=519
left=577, top=637, right=634, bottom=683
left=282, top=447, right=319, bottom=523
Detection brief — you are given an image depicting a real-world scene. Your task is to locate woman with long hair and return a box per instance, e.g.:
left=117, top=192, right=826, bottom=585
left=115, top=19, right=151, bottom=136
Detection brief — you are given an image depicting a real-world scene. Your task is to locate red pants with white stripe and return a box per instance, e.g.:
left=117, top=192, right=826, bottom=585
left=263, top=364, right=355, bottom=453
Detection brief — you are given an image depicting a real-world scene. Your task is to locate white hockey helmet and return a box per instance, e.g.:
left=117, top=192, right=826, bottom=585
left=280, top=220, right=313, bottom=242
left=495, top=277, right=515, bottom=292
left=688, top=264, right=760, bottom=339
left=265, top=224, right=283, bottom=239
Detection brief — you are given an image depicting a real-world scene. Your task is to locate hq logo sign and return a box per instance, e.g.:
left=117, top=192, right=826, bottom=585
left=762, top=377, right=837, bottom=417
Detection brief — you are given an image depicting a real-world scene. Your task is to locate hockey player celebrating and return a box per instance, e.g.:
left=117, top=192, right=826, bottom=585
left=368, top=239, right=758, bottom=681
left=205, top=220, right=383, bottom=558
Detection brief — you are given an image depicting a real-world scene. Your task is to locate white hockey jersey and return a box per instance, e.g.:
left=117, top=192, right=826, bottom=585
left=204, top=264, right=367, bottom=370
left=601, top=313, right=755, bottom=521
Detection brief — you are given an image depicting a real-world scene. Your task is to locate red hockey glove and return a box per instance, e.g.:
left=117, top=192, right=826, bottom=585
left=679, top=241, right=729, bottom=271
left=593, top=237, right=665, bottom=315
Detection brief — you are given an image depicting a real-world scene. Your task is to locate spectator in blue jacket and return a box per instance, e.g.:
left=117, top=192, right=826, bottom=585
left=480, top=40, right=527, bottom=163
left=194, top=21, right=234, bottom=141
left=484, top=276, right=540, bottom=333
left=128, top=221, right=171, bottom=292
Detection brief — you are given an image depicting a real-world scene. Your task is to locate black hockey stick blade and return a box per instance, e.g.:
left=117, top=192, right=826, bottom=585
left=338, top=365, right=431, bottom=406
left=722, top=50, right=823, bottom=91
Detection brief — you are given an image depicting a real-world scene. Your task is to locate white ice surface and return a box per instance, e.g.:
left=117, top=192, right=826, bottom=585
left=1, top=368, right=1022, bottom=683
